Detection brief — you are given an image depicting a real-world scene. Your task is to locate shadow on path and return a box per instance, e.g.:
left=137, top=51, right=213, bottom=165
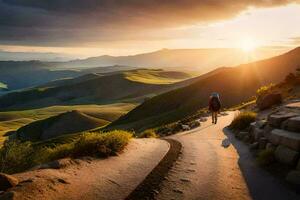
left=223, top=127, right=300, bottom=200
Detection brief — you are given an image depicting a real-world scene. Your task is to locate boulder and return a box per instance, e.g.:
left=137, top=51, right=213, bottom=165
left=257, top=93, right=282, bottom=110
left=286, top=170, right=300, bottom=185
left=199, top=117, right=207, bottom=122
left=181, top=124, right=190, bottom=131
left=263, top=125, right=274, bottom=139
left=0, top=191, right=16, bottom=200
left=0, top=173, right=19, bottom=191
left=189, top=121, right=200, bottom=129
left=259, top=137, right=268, bottom=149
left=268, top=113, right=299, bottom=128
left=284, top=116, right=300, bottom=132
left=256, top=120, right=268, bottom=129
left=253, top=128, right=264, bottom=141
left=269, top=129, right=300, bottom=151
left=275, top=145, right=299, bottom=166
left=250, top=142, right=259, bottom=150
left=236, top=131, right=248, bottom=140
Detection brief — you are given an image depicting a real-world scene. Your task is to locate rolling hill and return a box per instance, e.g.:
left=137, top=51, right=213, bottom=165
left=0, top=60, right=137, bottom=93
left=0, top=103, right=135, bottom=143
left=108, top=47, right=300, bottom=132
left=0, top=69, right=193, bottom=110
left=16, top=110, right=108, bottom=141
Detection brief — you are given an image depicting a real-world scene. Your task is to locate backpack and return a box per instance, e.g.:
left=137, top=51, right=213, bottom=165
left=211, top=96, right=221, bottom=110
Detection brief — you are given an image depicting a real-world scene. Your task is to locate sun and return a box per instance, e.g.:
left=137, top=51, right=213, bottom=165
left=240, top=38, right=258, bottom=53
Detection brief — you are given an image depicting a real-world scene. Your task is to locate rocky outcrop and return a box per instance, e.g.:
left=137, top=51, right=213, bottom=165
left=0, top=173, right=19, bottom=191
left=237, top=101, right=300, bottom=186
left=257, top=93, right=282, bottom=110
left=274, top=145, right=299, bottom=166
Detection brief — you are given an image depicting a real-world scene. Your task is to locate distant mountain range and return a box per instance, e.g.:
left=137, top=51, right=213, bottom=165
left=0, top=47, right=287, bottom=93
left=0, top=69, right=194, bottom=110
left=54, top=48, right=285, bottom=72
left=0, top=61, right=136, bottom=93
left=108, top=47, right=300, bottom=131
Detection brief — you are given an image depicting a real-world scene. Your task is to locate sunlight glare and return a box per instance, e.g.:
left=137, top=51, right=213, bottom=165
left=240, top=38, right=258, bottom=53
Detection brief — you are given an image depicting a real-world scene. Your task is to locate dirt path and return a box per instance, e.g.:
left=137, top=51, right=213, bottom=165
left=7, top=139, right=169, bottom=200
left=155, top=112, right=300, bottom=200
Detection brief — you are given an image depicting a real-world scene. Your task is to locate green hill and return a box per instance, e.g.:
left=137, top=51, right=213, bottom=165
left=0, top=69, right=192, bottom=110
left=108, top=47, right=300, bottom=132
left=16, top=110, right=108, bottom=141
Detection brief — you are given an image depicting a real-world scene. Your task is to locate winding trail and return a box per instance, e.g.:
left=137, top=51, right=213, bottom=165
left=5, top=112, right=300, bottom=200
left=155, top=112, right=300, bottom=200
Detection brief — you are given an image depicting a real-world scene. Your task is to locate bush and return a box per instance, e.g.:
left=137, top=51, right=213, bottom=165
left=0, top=130, right=132, bottom=174
left=0, top=141, right=34, bottom=173
left=256, top=83, right=274, bottom=99
left=256, top=149, right=275, bottom=166
left=229, top=111, right=257, bottom=130
left=139, top=129, right=158, bottom=138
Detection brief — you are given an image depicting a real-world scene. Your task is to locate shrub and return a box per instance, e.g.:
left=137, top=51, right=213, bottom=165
left=0, top=141, right=34, bottom=173
left=256, top=83, right=274, bottom=99
left=139, top=129, right=158, bottom=138
left=0, top=130, right=132, bottom=174
left=229, top=111, right=257, bottom=130
left=256, top=149, right=275, bottom=166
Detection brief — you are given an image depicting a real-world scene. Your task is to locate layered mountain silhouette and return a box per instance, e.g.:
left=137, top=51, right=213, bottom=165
left=0, top=69, right=192, bottom=110
left=108, top=47, right=300, bottom=131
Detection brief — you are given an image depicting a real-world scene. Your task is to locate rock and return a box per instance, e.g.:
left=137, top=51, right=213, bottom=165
left=250, top=142, right=259, bottom=150
left=284, top=116, right=300, bottom=132
left=36, top=158, right=75, bottom=170
left=297, top=159, right=300, bottom=170
left=222, top=139, right=231, bottom=148
left=257, top=93, right=282, bottom=110
left=263, top=125, right=274, bottom=139
left=0, top=191, right=16, bottom=200
left=275, top=145, right=299, bottom=166
left=259, top=137, right=268, bottom=149
left=286, top=170, right=300, bottom=185
left=189, top=121, right=200, bottom=129
left=236, top=131, right=248, bottom=140
left=256, top=120, right=267, bottom=129
left=268, top=113, right=299, bottom=128
left=181, top=124, right=190, bottom=131
left=57, top=178, right=70, bottom=184
left=269, top=129, right=300, bottom=151
left=173, top=189, right=183, bottom=194
left=253, top=128, right=264, bottom=141
left=0, top=173, right=19, bottom=191
left=199, top=117, right=207, bottom=122
left=243, top=135, right=251, bottom=143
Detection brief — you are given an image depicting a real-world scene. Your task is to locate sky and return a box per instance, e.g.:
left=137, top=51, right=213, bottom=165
left=0, top=0, right=300, bottom=60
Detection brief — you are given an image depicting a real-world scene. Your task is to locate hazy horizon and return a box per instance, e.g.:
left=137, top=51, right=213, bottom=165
left=1, top=0, right=300, bottom=61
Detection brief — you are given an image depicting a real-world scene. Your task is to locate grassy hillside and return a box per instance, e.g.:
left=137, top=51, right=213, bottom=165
left=0, top=69, right=193, bottom=110
left=108, top=47, right=300, bottom=132
left=16, top=110, right=109, bottom=141
left=124, top=69, right=191, bottom=84
left=0, top=103, right=135, bottom=142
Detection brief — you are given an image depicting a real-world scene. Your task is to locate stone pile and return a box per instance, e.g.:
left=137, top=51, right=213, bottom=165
left=237, top=102, right=300, bottom=185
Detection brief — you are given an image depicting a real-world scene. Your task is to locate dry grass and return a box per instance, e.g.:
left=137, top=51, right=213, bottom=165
left=0, top=130, right=132, bottom=174
left=229, top=111, right=257, bottom=130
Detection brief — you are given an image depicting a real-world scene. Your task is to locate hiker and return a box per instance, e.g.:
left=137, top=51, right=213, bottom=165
left=209, top=92, right=221, bottom=124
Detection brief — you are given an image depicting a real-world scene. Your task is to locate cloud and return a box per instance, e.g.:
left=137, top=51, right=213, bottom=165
left=0, top=0, right=299, bottom=46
